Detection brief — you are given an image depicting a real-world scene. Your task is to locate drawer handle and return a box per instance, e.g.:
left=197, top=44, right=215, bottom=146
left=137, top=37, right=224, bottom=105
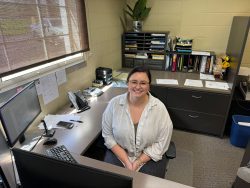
left=188, top=115, right=199, bottom=118
left=192, top=95, right=202, bottom=99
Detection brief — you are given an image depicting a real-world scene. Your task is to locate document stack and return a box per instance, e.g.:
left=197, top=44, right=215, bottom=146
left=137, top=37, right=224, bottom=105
left=175, top=37, right=193, bottom=53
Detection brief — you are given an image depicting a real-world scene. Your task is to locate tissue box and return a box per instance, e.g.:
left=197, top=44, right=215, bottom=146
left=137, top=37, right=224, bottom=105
left=230, top=115, right=250, bottom=148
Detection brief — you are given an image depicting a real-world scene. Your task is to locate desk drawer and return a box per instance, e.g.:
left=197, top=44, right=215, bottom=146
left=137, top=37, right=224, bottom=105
left=167, top=88, right=230, bottom=115
left=168, top=108, right=225, bottom=136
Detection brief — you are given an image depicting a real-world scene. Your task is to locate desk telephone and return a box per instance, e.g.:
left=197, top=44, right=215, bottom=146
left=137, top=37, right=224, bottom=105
left=68, top=91, right=90, bottom=112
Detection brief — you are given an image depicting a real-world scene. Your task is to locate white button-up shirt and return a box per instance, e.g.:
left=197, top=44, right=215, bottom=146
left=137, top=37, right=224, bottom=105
left=102, top=92, right=173, bottom=162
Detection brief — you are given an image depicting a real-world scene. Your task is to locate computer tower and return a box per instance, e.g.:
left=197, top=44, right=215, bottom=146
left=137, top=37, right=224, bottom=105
left=95, top=67, right=112, bottom=85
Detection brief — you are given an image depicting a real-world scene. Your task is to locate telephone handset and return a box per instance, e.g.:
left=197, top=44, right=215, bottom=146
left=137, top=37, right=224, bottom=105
left=68, top=91, right=90, bottom=112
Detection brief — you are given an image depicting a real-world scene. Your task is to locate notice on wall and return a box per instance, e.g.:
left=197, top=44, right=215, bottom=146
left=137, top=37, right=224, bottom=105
left=39, top=73, right=59, bottom=105
left=56, top=69, right=67, bottom=85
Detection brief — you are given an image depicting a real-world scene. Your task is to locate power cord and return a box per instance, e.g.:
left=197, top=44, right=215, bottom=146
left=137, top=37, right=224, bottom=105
left=29, top=133, right=44, bottom=152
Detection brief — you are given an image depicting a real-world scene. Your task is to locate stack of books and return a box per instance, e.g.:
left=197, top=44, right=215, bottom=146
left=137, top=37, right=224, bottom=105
left=175, top=37, right=193, bottom=53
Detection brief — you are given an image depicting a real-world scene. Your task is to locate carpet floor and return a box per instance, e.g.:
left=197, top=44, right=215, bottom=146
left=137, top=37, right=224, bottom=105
left=165, top=129, right=245, bottom=188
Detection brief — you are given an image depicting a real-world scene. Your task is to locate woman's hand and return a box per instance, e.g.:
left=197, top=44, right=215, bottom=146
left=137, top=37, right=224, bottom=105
left=132, top=159, right=141, bottom=171
left=124, top=160, right=133, bottom=170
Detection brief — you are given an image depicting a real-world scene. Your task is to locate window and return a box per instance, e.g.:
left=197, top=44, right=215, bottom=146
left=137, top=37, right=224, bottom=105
left=0, top=0, right=89, bottom=78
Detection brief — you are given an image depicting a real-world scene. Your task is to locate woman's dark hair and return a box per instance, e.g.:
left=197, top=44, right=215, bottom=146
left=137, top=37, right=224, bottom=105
left=127, top=66, right=151, bottom=84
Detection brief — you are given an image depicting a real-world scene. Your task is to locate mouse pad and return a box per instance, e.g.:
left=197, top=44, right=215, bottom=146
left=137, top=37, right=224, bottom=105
left=56, top=121, right=74, bottom=129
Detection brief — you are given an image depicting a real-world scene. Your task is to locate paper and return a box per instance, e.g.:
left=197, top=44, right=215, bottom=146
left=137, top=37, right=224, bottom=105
left=38, top=114, right=81, bottom=130
left=56, top=69, right=67, bottom=85
left=156, top=79, right=178, bottom=85
left=35, top=80, right=42, bottom=95
left=237, top=166, right=250, bottom=183
left=39, top=73, right=59, bottom=105
left=200, top=73, right=215, bottom=81
left=184, top=79, right=203, bottom=87
left=238, top=122, right=250, bottom=127
left=113, top=71, right=128, bottom=81
left=205, top=81, right=229, bottom=90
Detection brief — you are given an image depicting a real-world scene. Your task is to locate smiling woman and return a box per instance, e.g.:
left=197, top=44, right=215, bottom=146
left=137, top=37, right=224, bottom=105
left=102, top=66, right=173, bottom=178
left=0, top=0, right=89, bottom=79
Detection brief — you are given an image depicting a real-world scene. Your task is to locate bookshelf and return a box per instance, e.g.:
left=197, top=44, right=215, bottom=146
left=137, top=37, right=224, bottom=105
left=122, top=32, right=216, bottom=74
left=165, top=51, right=216, bottom=73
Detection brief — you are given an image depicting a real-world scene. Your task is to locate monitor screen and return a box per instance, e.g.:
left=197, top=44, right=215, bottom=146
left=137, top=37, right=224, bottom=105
left=0, top=82, right=41, bottom=147
left=12, top=148, right=133, bottom=188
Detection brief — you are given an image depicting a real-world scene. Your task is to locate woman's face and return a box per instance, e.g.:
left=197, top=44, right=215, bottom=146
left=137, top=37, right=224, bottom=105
left=127, top=72, right=150, bottom=98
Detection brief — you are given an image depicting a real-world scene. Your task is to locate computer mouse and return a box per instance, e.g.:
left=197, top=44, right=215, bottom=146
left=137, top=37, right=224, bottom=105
left=43, top=138, right=57, bottom=145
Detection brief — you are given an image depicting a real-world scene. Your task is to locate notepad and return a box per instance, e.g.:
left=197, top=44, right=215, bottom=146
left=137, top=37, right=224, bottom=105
left=156, top=79, right=178, bottom=85
left=205, top=81, right=229, bottom=90
left=184, top=79, right=203, bottom=87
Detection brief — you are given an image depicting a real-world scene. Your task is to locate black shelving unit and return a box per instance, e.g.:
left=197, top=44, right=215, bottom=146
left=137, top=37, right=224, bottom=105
left=122, top=31, right=216, bottom=74
left=122, top=32, right=169, bottom=70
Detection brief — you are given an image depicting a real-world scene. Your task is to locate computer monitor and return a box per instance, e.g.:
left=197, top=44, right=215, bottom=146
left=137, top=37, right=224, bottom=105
left=0, top=82, right=41, bottom=147
left=12, top=148, right=133, bottom=188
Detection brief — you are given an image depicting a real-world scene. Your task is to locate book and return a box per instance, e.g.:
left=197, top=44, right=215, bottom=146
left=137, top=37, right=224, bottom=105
left=192, top=50, right=210, bottom=56
left=199, top=56, right=207, bottom=73
left=165, top=55, right=170, bottom=70
left=171, top=54, right=177, bottom=72
left=205, top=57, right=211, bottom=73
left=209, top=56, right=214, bottom=74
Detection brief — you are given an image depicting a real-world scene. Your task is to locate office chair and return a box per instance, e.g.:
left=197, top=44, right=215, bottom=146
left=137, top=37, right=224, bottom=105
left=165, top=141, right=176, bottom=175
left=84, top=135, right=176, bottom=177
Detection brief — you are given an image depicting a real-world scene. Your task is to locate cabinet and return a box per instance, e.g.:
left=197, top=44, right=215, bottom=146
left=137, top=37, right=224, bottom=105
left=151, top=84, right=230, bottom=136
left=122, top=32, right=169, bottom=70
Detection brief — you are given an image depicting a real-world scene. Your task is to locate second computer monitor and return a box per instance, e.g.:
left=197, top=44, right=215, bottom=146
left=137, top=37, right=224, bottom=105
left=0, top=82, right=41, bottom=147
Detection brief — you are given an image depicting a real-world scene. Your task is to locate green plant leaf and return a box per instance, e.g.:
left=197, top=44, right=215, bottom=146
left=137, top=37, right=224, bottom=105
left=140, top=7, right=151, bottom=20
left=133, top=0, right=147, bottom=20
left=124, top=10, right=134, bottom=19
left=125, top=0, right=150, bottom=21
left=126, top=4, right=133, bottom=13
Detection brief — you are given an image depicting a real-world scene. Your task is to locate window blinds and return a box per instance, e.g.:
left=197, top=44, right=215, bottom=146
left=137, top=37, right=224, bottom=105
left=0, top=0, right=89, bottom=77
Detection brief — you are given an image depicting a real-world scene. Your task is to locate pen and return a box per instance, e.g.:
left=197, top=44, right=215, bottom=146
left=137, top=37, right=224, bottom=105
left=70, top=120, right=83, bottom=123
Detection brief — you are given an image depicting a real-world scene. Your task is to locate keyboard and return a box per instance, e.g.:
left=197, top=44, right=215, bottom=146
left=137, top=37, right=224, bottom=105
left=46, top=145, right=77, bottom=164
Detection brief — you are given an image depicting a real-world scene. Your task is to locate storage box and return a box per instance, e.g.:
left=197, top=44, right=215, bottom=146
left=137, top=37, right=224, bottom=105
left=230, top=115, right=250, bottom=148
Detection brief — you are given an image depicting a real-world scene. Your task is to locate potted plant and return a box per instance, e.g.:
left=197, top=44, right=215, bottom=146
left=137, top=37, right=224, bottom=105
left=125, top=0, right=151, bottom=32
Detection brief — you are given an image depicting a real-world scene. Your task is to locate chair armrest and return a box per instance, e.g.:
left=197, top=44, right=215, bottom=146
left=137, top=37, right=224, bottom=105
left=165, top=141, right=176, bottom=159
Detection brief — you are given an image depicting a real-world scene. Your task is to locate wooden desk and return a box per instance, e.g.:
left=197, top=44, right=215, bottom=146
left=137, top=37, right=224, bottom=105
left=0, top=87, right=193, bottom=188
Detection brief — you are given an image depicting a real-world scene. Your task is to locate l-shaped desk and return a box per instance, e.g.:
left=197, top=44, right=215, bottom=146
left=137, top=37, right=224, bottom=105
left=117, top=69, right=231, bottom=137
left=0, top=87, right=192, bottom=188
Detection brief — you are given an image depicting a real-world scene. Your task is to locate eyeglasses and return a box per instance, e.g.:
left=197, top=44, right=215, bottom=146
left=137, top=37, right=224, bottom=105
left=128, top=80, right=149, bottom=87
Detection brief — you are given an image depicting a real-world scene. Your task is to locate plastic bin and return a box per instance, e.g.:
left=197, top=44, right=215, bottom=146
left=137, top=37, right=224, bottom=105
left=230, top=115, right=250, bottom=148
